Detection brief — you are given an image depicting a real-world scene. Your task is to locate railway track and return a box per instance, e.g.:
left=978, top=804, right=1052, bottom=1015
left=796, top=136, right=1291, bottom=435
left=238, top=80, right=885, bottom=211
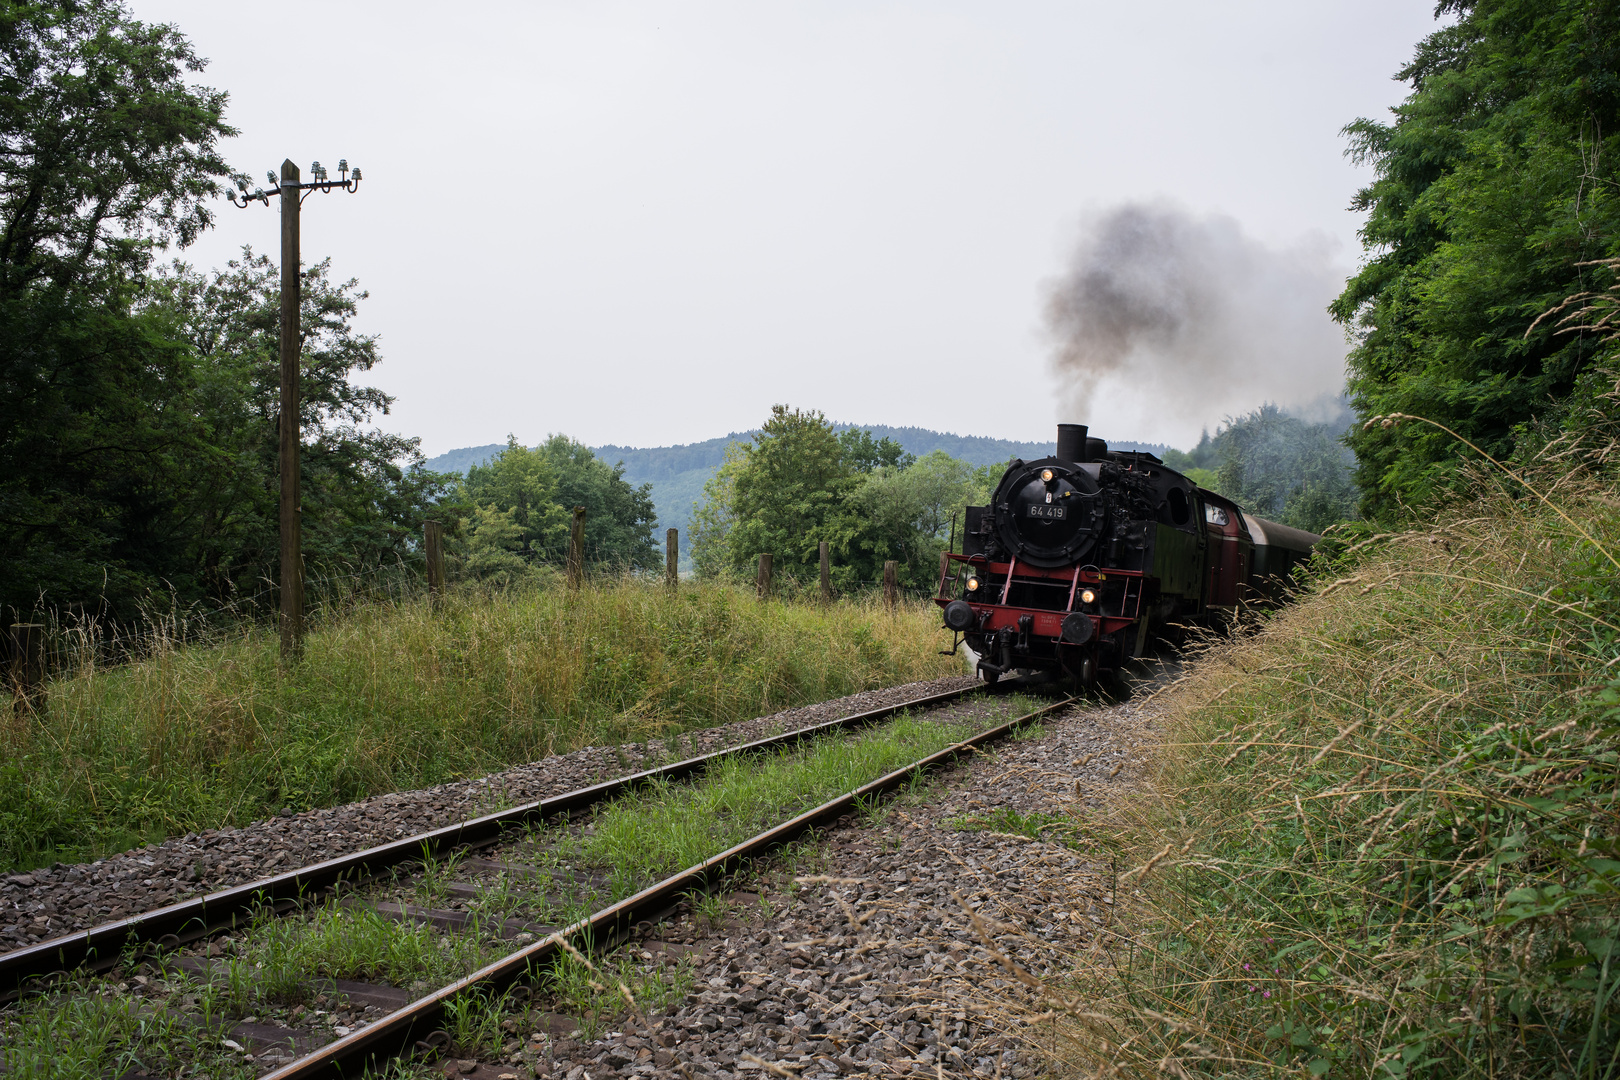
left=0, top=683, right=1075, bottom=1078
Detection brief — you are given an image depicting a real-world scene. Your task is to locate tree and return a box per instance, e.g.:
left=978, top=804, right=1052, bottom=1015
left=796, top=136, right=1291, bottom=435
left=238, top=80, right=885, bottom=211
left=0, top=0, right=236, bottom=301
left=461, top=439, right=569, bottom=568
left=534, top=435, right=658, bottom=569
left=142, top=251, right=454, bottom=598
left=1205, top=405, right=1358, bottom=533
left=460, top=436, right=658, bottom=573
left=1331, top=0, right=1620, bottom=517
left=837, top=428, right=913, bottom=473
left=0, top=1, right=238, bottom=618
left=729, top=406, right=860, bottom=584
left=846, top=450, right=995, bottom=590
left=689, top=441, right=747, bottom=579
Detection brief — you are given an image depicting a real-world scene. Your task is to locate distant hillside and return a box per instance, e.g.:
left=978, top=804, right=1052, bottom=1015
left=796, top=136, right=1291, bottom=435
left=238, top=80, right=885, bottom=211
left=424, top=424, right=1171, bottom=563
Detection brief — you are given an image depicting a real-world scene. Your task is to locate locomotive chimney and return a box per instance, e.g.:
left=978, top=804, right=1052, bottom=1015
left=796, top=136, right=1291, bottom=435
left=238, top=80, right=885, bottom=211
left=1056, top=423, right=1088, bottom=463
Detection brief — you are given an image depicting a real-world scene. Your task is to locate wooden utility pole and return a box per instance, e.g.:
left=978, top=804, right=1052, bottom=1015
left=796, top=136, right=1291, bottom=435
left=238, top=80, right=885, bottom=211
left=278, top=159, right=303, bottom=661
left=819, top=541, right=831, bottom=604
left=756, top=553, right=773, bottom=600
left=424, top=521, right=445, bottom=598
left=8, top=623, right=45, bottom=717
left=883, top=560, right=899, bottom=611
left=666, top=528, right=679, bottom=589
left=230, top=157, right=362, bottom=661
left=568, top=506, right=587, bottom=589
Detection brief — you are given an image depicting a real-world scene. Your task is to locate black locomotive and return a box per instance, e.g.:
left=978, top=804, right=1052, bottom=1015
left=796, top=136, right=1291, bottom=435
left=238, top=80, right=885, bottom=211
left=936, top=423, right=1319, bottom=685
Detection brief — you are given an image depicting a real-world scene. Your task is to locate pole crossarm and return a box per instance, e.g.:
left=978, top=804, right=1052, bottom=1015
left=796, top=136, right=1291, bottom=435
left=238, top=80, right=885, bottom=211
left=230, top=158, right=361, bottom=207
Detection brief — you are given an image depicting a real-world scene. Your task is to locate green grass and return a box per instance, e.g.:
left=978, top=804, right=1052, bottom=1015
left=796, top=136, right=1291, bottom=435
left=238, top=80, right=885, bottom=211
left=949, top=805, right=1075, bottom=844
left=0, top=978, right=255, bottom=1080
left=232, top=902, right=503, bottom=1008
left=0, top=577, right=963, bottom=869
left=571, top=712, right=983, bottom=895
left=998, top=471, right=1620, bottom=1077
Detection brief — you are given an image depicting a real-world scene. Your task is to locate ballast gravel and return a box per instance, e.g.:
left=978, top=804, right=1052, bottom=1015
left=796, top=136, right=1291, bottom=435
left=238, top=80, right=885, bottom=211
left=516, top=686, right=1163, bottom=1080
left=0, top=676, right=978, bottom=947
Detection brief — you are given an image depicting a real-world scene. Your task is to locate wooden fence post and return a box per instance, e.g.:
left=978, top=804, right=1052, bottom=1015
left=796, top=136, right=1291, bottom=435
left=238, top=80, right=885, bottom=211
left=9, top=623, right=45, bottom=717
left=424, top=520, right=445, bottom=598
left=819, top=541, right=831, bottom=604
left=568, top=506, right=587, bottom=590
left=666, top=528, right=679, bottom=589
left=883, top=560, right=898, bottom=611
left=756, top=553, right=773, bottom=600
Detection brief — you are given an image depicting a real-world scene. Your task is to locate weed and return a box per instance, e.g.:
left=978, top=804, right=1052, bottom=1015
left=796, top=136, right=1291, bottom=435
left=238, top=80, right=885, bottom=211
left=238, top=901, right=502, bottom=1006
left=689, top=890, right=734, bottom=930
left=950, top=806, right=1074, bottom=844
left=442, top=986, right=513, bottom=1058
left=543, top=939, right=695, bottom=1036
left=412, top=846, right=464, bottom=907
left=0, top=984, right=253, bottom=1080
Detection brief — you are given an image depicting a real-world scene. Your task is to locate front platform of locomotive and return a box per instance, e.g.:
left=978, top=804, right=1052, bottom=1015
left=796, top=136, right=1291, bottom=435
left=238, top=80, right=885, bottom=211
left=935, top=424, right=1148, bottom=686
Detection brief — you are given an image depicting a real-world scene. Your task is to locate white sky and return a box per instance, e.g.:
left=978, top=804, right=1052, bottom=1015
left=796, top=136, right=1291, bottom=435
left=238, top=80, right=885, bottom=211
left=130, top=0, right=1440, bottom=455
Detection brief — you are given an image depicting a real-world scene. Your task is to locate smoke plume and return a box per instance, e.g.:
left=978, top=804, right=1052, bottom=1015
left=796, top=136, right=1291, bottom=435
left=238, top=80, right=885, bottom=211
left=1044, top=202, right=1349, bottom=438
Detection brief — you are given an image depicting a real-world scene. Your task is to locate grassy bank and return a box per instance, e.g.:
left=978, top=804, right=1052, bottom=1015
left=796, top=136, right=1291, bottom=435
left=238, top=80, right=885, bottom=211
left=0, top=579, right=961, bottom=870
left=1004, top=476, right=1620, bottom=1077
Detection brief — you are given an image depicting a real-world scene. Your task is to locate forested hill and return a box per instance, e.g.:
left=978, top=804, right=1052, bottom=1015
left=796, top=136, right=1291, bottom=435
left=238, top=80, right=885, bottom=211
left=425, top=425, right=1171, bottom=540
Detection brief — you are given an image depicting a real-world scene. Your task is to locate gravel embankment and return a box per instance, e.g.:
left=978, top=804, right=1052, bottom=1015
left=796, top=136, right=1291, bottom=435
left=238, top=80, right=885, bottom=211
left=511, top=686, right=1164, bottom=1080
left=0, top=676, right=977, bottom=948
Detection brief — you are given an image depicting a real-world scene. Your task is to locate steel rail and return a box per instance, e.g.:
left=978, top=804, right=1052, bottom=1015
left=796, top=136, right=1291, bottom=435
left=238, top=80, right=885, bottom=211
left=264, top=694, right=1076, bottom=1080
left=0, top=683, right=985, bottom=998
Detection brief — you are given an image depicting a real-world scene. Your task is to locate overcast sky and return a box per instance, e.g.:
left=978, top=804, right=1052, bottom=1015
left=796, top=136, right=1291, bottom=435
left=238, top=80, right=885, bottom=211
left=130, top=0, right=1440, bottom=455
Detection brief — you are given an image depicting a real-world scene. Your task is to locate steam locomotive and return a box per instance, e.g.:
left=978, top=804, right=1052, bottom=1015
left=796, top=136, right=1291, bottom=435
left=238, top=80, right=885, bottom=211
left=935, top=423, right=1319, bottom=686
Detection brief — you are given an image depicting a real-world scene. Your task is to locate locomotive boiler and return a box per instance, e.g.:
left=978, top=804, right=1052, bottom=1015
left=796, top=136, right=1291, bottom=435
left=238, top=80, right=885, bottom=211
left=936, top=423, right=1319, bottom=686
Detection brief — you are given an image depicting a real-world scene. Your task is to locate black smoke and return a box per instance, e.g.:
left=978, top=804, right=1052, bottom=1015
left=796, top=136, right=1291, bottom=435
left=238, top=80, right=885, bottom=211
left=1044, top=202, right=1349, bottom=433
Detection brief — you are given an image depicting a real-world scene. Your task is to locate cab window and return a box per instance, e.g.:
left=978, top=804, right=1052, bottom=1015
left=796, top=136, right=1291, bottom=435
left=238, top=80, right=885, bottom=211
left=1204, top=503, right=1229, bottom=527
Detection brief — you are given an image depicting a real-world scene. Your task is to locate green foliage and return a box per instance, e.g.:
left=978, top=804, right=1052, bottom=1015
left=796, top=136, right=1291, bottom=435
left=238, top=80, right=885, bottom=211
left=535, top=434, right=658, bottom=569
left=0, top=981, right=252, bottom=1080
left=1165, top=406, right=1358, bottom=532
left=727, top=405, right=860, bottom=583
left=688, top=406, right=997, bottom=590
left=838, top=428, right=914, bottom=473
left=0, top=3, right=450, bottom=619
left=845, top=449, right=998, bottom=590
left=1331, top=0, right=1620, bottom=517
left=459, top=436, right=657, bottom=575
left=689, top=440, right=748, bottom=579
left=460, top=438, right=569, bottom=576
left=1207, top=405, right=1357, bottom=532
left=141, top=252, right=454, bottom=599
left=0, top=0, right=236, bottom=297
left=0, top=0, right=242, bottom=619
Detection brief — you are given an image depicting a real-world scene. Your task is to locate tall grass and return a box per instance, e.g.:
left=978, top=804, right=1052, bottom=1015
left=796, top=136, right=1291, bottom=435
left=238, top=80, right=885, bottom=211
left=0, top=578, right=960, bottom=870
left=972, top=462, right=1620, bottom=1077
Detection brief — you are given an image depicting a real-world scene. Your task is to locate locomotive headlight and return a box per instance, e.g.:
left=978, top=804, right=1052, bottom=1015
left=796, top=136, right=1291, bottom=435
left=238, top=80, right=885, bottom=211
left=965, top=576, right=980, bottom=592
left=1079, top=588, right=1097, bottom=605
left=1040, top=468, right=1054, bottom=482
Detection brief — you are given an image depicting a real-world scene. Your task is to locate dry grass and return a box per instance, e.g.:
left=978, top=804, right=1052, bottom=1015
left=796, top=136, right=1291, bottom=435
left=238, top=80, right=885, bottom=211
left=0, top=577, right=962, bottom=869
left=955, top=458, right=1620, bottom=1076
